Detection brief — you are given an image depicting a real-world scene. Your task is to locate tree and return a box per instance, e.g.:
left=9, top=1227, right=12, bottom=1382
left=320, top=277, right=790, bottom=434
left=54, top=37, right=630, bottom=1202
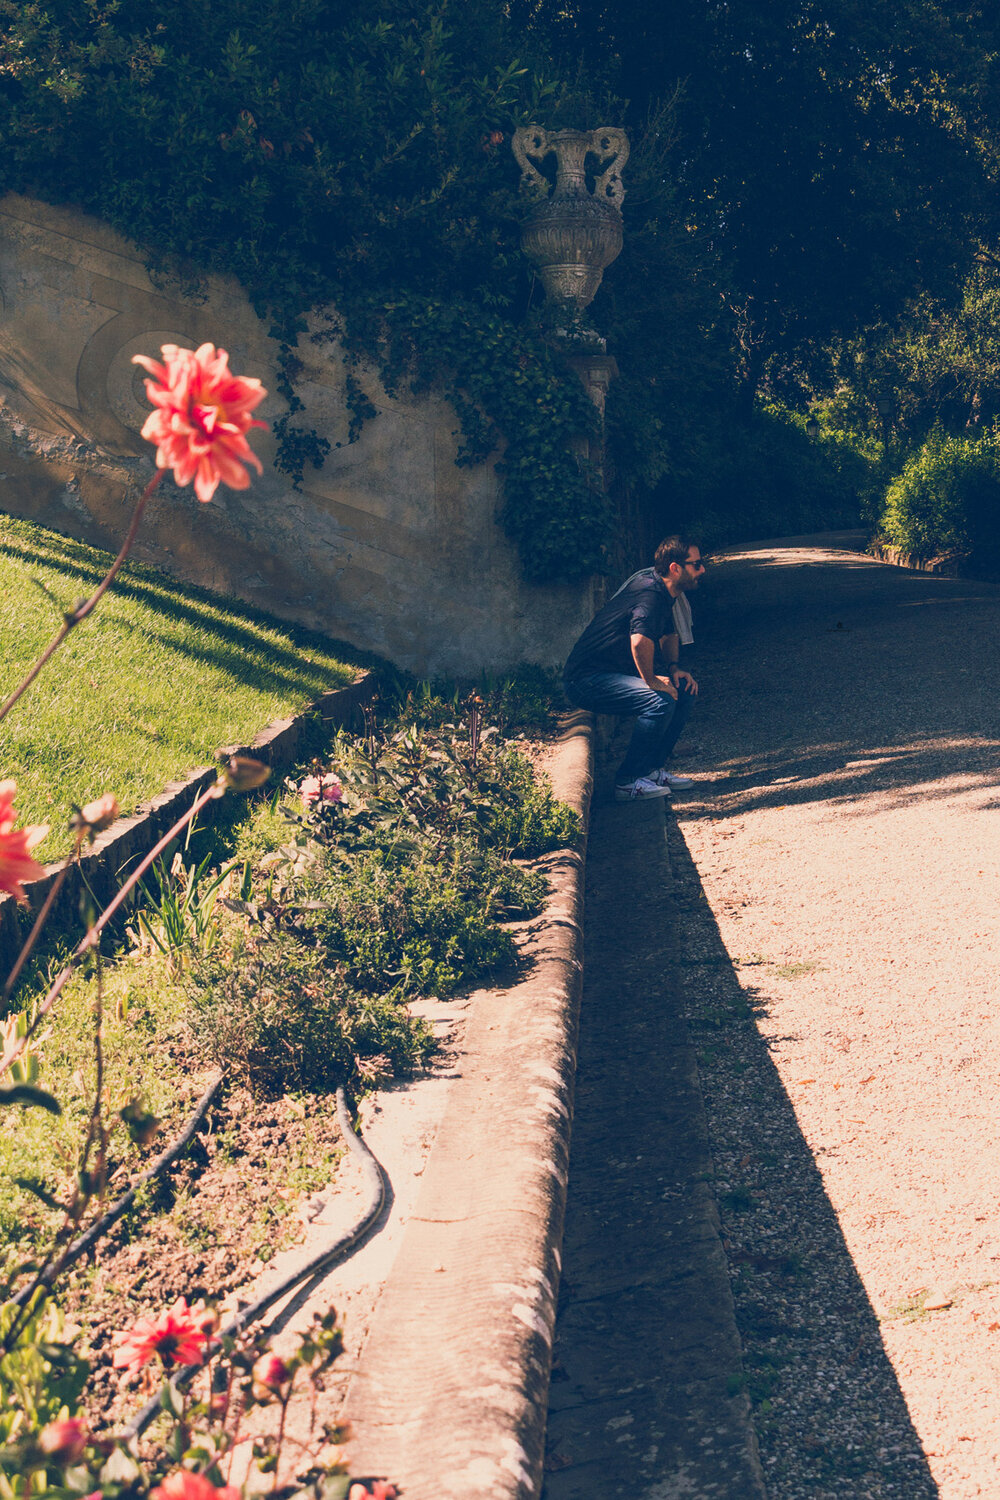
left=526, top=0, right=1000, bottom=395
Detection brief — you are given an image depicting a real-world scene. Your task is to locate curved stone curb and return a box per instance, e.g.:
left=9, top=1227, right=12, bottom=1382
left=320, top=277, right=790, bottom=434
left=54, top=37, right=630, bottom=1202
left=345, top=710, right=594, bottom=1500
left=868, top=539, right=973, bottom=576
left=0, top=672, right=374, bottom=974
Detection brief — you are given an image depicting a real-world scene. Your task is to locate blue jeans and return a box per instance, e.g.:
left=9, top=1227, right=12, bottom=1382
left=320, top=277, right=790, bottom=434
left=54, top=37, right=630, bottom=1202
left=564, top=672, right=694, bottom=785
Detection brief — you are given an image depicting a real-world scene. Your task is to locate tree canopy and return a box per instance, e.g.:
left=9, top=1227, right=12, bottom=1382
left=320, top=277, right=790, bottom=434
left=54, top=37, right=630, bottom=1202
left=3, top=0, right=1000, bottom=562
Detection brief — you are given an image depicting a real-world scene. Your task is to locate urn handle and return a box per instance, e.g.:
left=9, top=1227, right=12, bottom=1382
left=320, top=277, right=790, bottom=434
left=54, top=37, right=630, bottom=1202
left=592, top=128, right=629, bottom=206
left=511, top=126, right=553, bottom=200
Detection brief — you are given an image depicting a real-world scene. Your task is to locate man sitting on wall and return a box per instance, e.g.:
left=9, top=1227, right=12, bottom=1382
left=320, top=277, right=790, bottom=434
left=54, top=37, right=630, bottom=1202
left=563, top=535, right=705, bottom=801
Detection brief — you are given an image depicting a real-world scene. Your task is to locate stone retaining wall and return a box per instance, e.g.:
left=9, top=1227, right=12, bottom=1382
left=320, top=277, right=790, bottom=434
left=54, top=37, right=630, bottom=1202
left=868, top=540, right=971, bottom=576
left=0, top=194, right=595, bottom=677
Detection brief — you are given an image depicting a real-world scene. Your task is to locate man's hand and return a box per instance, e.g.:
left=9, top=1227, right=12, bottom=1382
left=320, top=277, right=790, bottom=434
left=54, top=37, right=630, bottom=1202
left=674, top=669, right=699, bottom=696
left=631, top=634, right=679, bottom=699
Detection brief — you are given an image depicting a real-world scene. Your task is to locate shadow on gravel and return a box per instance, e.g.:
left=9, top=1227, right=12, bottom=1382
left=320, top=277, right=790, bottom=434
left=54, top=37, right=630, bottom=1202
left=664, top=811, right=938, bottom=1497
left=688, top=734, right=1000, bottom=821
left=685, top=543, right=1000, bottom=824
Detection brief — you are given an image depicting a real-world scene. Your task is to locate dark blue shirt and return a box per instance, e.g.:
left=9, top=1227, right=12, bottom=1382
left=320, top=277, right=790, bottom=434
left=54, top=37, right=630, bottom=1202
left=565, top=571, right=673, bottom=679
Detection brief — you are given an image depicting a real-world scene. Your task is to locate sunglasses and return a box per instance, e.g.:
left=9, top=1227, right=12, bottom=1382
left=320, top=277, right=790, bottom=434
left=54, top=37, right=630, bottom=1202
left=686, top=558, right=707, bottom=571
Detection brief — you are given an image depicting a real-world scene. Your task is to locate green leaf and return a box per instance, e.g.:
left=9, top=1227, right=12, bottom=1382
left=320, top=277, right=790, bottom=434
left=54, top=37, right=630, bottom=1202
left=161, top=1379, right=184, bottom=1418
left=100, top=1446, right=141, bottom=1485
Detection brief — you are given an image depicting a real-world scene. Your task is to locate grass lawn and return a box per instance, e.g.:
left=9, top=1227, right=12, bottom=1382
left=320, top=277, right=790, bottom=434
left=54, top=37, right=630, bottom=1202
left=0, top=514, right=362, bottom=856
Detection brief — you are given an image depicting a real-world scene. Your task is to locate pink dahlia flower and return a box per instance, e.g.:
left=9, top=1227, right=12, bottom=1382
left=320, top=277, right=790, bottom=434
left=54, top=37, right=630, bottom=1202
left=151, top=1473, right=241, bottom=1500
left=0, top=781, right=48, bottom=903
left=112, top=1297, right=212, bottom=1374
left=132, top=343, right=267, bottom=503
left=348, top=1483, right=398, bottom=1500
left=300, top=773, right=343, bottom=809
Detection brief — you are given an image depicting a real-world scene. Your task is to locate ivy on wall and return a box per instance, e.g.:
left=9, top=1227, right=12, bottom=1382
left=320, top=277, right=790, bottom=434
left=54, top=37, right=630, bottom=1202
left=329, top=292, right=608, bottom=583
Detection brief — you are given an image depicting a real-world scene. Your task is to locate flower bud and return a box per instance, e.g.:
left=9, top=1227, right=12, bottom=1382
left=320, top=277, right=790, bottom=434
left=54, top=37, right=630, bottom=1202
left=72, top=794, right=120, bottom=837
left=251, top=1353, right=291, bottom=1400
left=38, top=1418, right=87, bottom=1464
left=220, top=756, right=270, bottom=792
left=190, top=1300, right=220, bottom=1337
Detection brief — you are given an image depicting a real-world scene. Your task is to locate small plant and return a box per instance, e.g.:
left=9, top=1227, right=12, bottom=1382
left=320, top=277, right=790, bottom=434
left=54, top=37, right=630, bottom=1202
left=185, top=926, right=432, bottom=1096
left=770, top=959, right=824, bottom=980
left=482, top=748, right=581, bottom=857
left=0, top=1291, right=394, bottom=1499
left=135, top=841, right=251, bottom=970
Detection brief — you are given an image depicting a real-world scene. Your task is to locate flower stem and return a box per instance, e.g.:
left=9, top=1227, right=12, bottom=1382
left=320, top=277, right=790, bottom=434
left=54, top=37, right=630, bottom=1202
left=0, top=471, right=162, bottom=728
left=1, top=777, right=223, bottom=1079
left=2, top=835, right=84, bottom=1005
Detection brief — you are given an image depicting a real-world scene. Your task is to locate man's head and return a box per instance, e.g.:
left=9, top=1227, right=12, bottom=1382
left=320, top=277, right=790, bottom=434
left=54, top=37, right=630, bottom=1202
left=654, top=535, right=706, bottom=592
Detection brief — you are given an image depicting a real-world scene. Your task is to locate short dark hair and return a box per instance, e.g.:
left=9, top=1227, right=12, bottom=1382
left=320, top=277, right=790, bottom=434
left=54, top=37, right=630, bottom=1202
left=653, top=535, right=699, bottom=576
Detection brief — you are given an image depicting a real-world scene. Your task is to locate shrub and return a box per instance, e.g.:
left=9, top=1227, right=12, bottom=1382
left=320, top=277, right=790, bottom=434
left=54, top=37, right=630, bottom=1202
left=484, top=749, right=582, bottom=857
left=312, top=852, right=518, bottom=998
left=185, top=925, right=431, bottom=1095
left=183, top=678, right=578, bottom=1091
left=878, top=426, right=1000, bottom=557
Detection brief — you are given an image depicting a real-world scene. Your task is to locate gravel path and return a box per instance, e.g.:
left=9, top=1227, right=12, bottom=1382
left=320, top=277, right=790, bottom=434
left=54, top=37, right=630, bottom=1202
left=672, top=533, right=1000, bottom=1498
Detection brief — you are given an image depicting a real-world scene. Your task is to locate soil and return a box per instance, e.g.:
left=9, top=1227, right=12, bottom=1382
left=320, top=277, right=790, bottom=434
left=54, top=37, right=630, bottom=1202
left=672, top=533, right=1000, bottom=1498
left=68, top=1082, right=345, bottom=1431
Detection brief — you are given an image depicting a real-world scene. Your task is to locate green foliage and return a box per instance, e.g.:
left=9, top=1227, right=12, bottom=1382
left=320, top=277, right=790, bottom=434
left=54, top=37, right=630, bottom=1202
left=185, top=927, right=430, bottom=1094
left=0, top=0, right=609, bottom=582
left=0, top=1296, right=88, bottom=1447
left=332, top=293, right=607, bottom=581
left=655, top=405, right=870, bottom=550
left=483, top=749, right=581, bottom=857
left=312, top=851, right=518, bottom=998
left=554, top=0, right=1000, bottom=377
left=821, top=264, right=1000, bottom=457
left=6, top=0, right=1000, bottom=561
left=187, top=676, right=578, bottom=1090
left=135, top=843, right=250, bottom=969
left=397, top=664, right=564, bottom=738
left=878, top=426, right=1000, bottom=558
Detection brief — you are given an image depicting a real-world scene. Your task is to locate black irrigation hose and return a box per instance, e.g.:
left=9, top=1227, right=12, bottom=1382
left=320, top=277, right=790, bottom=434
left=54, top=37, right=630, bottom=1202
left=14, top=1073, right=226, bottom=1309
left=121, top=1085, right=386, bottom=1443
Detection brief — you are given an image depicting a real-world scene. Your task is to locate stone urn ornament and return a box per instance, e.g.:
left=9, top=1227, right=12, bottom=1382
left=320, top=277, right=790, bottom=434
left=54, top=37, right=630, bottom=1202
left=512, top=126, right=629, bottom=341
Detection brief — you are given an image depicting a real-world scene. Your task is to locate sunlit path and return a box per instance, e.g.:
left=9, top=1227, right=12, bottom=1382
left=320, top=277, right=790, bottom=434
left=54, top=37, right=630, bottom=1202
left=545, top=533, right=1000, bottom=1496
left=672, top=534, right=1000, bottom=1496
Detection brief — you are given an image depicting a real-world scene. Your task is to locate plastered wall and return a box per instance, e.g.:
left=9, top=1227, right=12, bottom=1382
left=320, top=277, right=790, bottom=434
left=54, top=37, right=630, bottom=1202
left=0, top=194, right=595, bottom=676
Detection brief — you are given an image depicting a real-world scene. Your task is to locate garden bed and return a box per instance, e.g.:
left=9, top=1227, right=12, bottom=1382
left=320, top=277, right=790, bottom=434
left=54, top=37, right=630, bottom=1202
left=2, top=670, right=582, bottom=1495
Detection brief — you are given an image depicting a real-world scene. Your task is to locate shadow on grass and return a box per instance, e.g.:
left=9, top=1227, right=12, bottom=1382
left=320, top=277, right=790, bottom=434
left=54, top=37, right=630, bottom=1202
left=0, top=523, right=373, bottom=689
left=663, top=810, right=937, bottom=1496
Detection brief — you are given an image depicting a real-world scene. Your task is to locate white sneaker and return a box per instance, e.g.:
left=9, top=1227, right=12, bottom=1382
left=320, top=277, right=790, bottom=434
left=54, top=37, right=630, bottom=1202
left=614, top=776, right=673, bottom=802
left=652, top=768, right=694, bottom=789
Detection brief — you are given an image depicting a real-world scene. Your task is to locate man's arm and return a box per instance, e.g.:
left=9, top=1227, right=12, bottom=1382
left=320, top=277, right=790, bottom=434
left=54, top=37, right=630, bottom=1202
left=658, top=629, right=698, bottom=695
left=631, top=634, right=678, bottom=699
